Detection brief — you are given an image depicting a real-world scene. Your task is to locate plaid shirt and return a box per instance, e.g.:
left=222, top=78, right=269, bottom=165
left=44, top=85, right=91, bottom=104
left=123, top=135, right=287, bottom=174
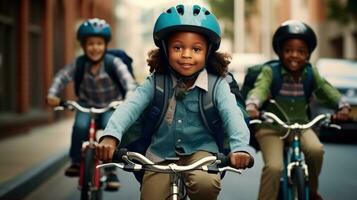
left=48, top=57, right=137, bottom=108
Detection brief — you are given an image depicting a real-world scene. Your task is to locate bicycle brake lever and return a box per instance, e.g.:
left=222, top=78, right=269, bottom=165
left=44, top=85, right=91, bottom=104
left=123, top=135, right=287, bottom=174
left=53, top=106, right=64, bottom=111
left=219, top=167, right=242, bottom=174
left=96, top=163, right=124, bottom=169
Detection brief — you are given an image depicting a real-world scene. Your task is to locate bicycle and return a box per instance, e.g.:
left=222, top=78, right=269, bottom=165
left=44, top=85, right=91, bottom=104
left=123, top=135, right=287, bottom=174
left=250, top=109, right=340, bottom=200
left=97, top=148, right=254, bottom=200
left=55, top=100, right=121, bottom=200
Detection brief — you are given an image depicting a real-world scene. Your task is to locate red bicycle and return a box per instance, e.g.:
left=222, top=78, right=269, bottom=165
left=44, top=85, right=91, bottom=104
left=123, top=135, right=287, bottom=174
left=55, top=100, right=120, bottom=200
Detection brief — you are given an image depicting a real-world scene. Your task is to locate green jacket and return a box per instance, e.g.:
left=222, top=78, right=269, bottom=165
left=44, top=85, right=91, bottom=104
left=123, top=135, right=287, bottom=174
left=247, top=63, right=344, bottom=128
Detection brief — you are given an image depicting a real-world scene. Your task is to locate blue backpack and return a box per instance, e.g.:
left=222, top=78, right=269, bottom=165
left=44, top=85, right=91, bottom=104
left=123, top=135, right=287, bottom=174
left=74, top=49, right=135, bottom=98
left=118, top=72, right=249, bottom=182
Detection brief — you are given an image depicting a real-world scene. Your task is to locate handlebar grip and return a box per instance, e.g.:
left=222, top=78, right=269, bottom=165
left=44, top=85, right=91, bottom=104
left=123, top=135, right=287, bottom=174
left=216, top=153, right=230, bottom=167
left=59, top=100, right=68, bottom=107
left=112, top=148, right=128, bottom=163
left=217, top=153, right=254, bottom=168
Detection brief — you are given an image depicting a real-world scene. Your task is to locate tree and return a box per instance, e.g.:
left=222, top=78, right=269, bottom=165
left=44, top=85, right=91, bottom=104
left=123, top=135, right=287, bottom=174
left=207, top=0, right=257, bottom=40
left=327, top=0, right=357, bottom=24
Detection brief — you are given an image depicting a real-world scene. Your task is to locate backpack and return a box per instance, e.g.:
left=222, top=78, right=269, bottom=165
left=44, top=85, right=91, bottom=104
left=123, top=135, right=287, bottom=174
left=241, top=59, right=314, bottom=101
left=118, top=72, right=249, bottom=182
left=240, top=60, right=314, bottom=151
left=74, top=49, right=135, bottom=98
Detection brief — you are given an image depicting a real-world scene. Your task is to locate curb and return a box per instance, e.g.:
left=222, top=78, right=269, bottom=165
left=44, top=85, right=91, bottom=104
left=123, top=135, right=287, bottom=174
left=0, top=150, right=68, bottom=200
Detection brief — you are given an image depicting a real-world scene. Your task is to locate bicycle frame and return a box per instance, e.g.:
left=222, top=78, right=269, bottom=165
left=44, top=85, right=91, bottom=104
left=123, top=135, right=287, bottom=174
left=78, top=117, right=101, bottom=195
left=55, top=100, right=120, bottom=200
left=279, top=130, right=310, bottom=200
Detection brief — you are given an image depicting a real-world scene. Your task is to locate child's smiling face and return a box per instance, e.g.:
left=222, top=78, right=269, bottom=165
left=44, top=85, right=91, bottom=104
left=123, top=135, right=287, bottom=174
left=167, top=31, right=208, bottom=77
left=280, top=38, right=309, bottom=73
left=83, top=36, right=106, bottom=62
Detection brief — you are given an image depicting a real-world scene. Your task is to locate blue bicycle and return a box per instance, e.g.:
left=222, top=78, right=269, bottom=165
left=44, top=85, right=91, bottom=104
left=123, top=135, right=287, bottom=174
left=251, top=110, right=339, bottom=200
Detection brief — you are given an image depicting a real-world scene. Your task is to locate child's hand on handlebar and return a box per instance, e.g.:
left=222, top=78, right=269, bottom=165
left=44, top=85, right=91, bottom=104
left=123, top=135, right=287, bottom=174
left=332, top=107, right=351, bottom=122
left=246, top=103, right=260, bottom=119
left=46, top=96, right=61, bottom=107
left=229, top=152, right=252, bottom=169
left=95, top=136, right=118, bottom=162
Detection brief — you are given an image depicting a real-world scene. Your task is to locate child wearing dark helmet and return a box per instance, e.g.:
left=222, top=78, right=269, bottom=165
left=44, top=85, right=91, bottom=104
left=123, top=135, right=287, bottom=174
left=96, top=4, right=252, bottom=200
left=246, top=20, right=351, bottom=200
left=47, top=18, right=137, bottom=190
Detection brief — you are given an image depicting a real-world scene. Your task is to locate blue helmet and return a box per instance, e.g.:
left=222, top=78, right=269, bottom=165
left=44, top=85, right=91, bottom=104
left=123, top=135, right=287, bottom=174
left=77, top=18, right=112, bottom=43
left=153, top=4, right=221, bottom=51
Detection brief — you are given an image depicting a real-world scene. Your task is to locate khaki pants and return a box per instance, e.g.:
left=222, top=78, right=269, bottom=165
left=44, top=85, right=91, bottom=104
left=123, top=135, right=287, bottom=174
left=256, top=128, right=324, bottom=200
left=140, top=151, right=221, bottom=200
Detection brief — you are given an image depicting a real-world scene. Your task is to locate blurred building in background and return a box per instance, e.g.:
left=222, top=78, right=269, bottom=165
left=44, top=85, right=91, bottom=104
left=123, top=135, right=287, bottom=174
left=1, top=0, right=356, bottom=136
left=0, top=0, right=115, bottom=136
left=233, top=0, right=357, bottom=61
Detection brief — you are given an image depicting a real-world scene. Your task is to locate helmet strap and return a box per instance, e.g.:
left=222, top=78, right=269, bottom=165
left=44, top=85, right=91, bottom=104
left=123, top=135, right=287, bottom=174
left=161, top=40, right=168, bottom=57
left=205, top=44, right=213, bottom=63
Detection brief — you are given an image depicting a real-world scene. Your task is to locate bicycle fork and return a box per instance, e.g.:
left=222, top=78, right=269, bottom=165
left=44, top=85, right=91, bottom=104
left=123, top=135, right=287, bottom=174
left=287, top=135, right=309, bottom=182
left=79, top=118, right=101, bottom=190
left=280, top=135, right=310, bottom=200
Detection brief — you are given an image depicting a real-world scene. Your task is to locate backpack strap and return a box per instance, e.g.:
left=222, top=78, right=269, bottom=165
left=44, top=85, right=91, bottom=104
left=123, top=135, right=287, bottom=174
left=74, top=55, right=86, bottom=96
left=123, top=73, right=170, bottom=157
left=226, top=72, right=246, bottom=109
left=265, top=60, right=282, bottom=98
left=103, top=54, right=128, bottom=98
left=200, top=73, right=225, bottom=152
left=302, top=63, right=314, bottom=100
left=142, top=73, right=170, bottom=133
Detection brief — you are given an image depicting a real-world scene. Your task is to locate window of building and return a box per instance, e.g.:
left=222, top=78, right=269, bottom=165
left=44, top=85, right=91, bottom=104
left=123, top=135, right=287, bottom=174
left=29, top=0, right=44, bottom=110
left=0, top=0, right=17, bottom=112
left=330, top=36, right=343, bottom=58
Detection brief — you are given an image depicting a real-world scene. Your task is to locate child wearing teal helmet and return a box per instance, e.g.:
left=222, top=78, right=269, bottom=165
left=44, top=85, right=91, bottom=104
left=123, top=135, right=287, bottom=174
left=96, top=5, right=252, bottom=199
left=47, top=18, right=137, bottom=191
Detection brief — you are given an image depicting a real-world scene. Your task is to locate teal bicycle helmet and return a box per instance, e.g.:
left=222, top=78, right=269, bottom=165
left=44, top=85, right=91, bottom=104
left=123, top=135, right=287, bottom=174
left=272, top=20, right=317, bottom=55
left=77, top=18, right=112, bottom=43
left=153, top=4, right=221, bottom=51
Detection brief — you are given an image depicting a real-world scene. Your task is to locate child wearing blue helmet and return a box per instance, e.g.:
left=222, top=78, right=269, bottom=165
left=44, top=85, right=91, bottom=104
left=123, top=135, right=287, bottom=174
left=47, top=18, right=137, bottom=191
left=96, top=5, right=252, bottom=199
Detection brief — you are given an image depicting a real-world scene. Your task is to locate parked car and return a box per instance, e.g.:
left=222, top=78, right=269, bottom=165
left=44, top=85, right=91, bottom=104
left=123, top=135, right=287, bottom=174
left=311, top=58, right=357, bottom=142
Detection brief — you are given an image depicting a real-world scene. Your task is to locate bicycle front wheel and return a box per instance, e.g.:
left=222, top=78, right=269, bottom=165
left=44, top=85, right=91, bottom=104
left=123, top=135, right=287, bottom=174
left=81, top=148, right=95, bottom=200
left=290, top=166, right=308, bottom=200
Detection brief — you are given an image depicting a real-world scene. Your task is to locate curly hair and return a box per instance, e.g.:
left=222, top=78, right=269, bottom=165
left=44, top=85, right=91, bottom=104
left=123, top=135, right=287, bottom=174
left=146, top=48, right=231, bottom=77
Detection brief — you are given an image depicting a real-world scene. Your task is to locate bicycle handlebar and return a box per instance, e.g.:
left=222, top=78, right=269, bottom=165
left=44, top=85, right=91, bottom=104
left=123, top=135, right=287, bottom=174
left=54, top=100, right=121, bottom=114
left=263, top=112, right=331, bottom=129
left=251, top=112, right=341, bottom=129
left=97, top=148, right=253, bottom=175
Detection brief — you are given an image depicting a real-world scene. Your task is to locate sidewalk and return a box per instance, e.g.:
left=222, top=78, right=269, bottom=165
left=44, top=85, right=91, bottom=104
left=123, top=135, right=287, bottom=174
left=0, top=118, right=74, bottom=199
